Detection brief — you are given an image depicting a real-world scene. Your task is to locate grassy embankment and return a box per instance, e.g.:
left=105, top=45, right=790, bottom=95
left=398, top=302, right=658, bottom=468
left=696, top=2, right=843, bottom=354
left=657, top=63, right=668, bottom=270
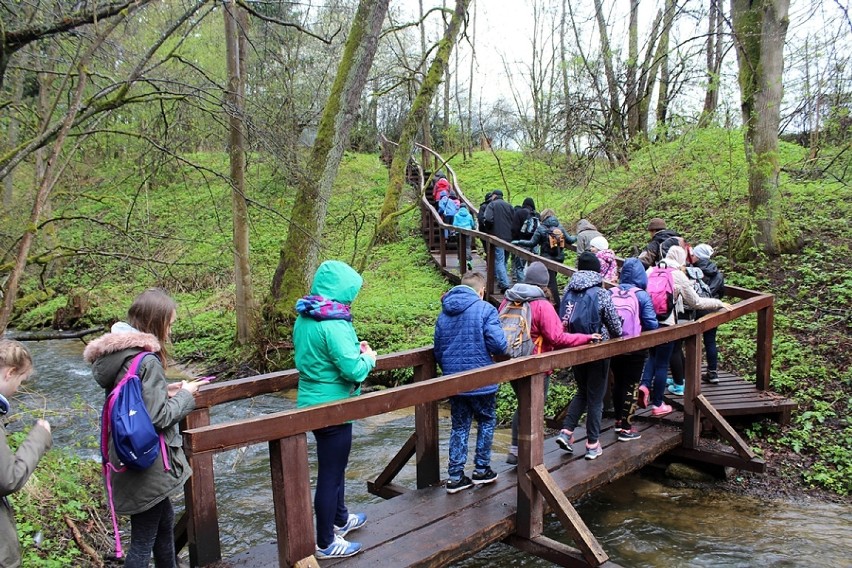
left=6, top=127, right=851, bottom=564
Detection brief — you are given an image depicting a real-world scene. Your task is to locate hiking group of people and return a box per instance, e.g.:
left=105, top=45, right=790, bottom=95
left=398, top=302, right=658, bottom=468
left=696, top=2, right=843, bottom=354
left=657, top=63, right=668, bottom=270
left=0, top=200, right=732, bottom=564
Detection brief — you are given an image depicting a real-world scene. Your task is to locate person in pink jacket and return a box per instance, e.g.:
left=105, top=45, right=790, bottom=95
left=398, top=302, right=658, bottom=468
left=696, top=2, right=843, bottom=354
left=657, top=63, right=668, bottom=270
left=500, top=262, right=600, bottom=464
left=590, top=236, right=618, bottom=283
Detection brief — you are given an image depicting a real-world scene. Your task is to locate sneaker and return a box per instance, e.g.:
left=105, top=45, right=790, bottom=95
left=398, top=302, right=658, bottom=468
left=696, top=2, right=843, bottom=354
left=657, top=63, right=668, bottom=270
left=612, top=420, right=624, bottom=435
left=651, top=403, right=673, bottom=417
left=315, top=535, right=362, bottom=559
left=505, top=453, right=518, bottom=466
left=471, top=468, right=498, bottom=485
left=334, top=513, right=367, bottom=538
left=466, top=260, right=473, bottom=270
left=702, top=370, right=719, bottom=384
left=584, top=442, right=603, bottom=460
left=446, top=475, right=474, bottom=494
left=637, top=385, right=649, bottom=409
left=555, top=430, right=574, bottom=453
left=618, top=427, right=642, bottom=442
left=667, top=383, right=685, bottom=396
left=666, top=377, right=674, bottom=387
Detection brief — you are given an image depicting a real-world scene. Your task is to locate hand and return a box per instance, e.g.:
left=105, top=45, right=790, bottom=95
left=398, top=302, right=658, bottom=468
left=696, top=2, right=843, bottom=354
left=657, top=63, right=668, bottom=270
left=360, top=341, right=377, bottom=360
left=167, top=381, right=185, bottom=397
left=511, top=240, right=520, bottom=245
left=590, top=334, right=603, bottom=343
left=36, top=419, right=51, bottom=433
left=720, top=302, right=733, bottom=311
left=181, top=380, right=203, bottom=395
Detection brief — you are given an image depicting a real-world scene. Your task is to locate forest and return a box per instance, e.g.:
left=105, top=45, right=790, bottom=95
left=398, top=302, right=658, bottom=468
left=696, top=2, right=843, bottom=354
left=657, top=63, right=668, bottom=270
left=0, top=0, right=851, bottom=564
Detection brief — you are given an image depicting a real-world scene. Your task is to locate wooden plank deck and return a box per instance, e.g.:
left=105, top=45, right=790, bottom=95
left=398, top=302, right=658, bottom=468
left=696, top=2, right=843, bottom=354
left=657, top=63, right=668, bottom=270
left=212, top=418, right=681, bottom=567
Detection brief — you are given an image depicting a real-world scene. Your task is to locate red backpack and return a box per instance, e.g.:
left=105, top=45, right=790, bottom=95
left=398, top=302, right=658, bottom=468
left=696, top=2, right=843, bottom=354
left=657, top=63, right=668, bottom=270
left=610, top=287, right=642, bottom=338
left=647, top=263, right=676, bottom=322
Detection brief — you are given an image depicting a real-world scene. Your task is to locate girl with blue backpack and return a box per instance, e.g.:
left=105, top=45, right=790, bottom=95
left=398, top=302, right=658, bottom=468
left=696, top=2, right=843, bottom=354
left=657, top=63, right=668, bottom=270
left=85, top=289, right=205, bottom=567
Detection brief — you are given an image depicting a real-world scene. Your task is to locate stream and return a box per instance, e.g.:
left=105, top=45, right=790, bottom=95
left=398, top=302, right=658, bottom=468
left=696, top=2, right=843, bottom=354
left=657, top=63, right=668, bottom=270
left=8, top=338, right=852, bottom=567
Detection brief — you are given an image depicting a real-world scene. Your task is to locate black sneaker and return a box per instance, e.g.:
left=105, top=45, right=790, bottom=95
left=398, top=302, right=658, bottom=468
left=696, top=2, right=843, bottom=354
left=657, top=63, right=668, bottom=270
left=446, top=475, right=474, bottom=494
left=702, top=370, right=719, bottom=384
left=505, top=453, right=518, bottom=466
left=471, top=468, right=498, bottom=485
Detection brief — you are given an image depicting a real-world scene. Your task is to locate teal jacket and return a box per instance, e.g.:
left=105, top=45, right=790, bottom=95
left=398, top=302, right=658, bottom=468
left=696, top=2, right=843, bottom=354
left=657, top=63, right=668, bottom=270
left=295, top=261, right=376, bottom=408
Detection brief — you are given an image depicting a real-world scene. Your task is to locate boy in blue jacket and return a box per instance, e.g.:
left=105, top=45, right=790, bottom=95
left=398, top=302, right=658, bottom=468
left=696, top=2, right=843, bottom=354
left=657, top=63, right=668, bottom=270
left=434, top=271, right=508, bottom=493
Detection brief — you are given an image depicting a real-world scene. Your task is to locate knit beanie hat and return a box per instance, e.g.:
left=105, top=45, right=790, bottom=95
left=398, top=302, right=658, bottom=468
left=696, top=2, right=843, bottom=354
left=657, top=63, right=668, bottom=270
left=693, top=243, right=714, bottom=260
left=577, top=251, right=601, bottom=272
left=647, top=218, right=666, bottom=231
left=589, top=236, right=609, bottom=251
left=523, top=261, right=549, bottom=287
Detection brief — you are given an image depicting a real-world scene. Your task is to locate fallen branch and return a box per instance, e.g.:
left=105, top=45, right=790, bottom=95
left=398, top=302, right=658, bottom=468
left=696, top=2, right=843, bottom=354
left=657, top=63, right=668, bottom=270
left=64, top=516, right=104, bottom=568
left=7, top=326, right=103, bottom=341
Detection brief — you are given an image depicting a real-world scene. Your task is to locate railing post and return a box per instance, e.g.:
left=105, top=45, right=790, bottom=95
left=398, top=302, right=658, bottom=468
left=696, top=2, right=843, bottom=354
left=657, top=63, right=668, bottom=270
left=183, top=408, right=221, bottom=566
left=413, top=359, right=441, bottom=488
left=515, top=373, right=545, bottom=538
left=270, top=434, right=315, bottom=566
left=485, top=240, right=495, bottom=294
left=683, top=332, right=702, bottom=449
left=756, top=302, right=774, bottom=391
left=439, top=221, right=447, bottom=269
left=458, top=232, right=466, bottom=275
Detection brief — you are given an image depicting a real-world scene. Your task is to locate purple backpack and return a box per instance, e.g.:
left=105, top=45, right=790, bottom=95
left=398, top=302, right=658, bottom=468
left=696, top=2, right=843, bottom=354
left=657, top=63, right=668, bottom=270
left=610, top=287, right=642, bottom=338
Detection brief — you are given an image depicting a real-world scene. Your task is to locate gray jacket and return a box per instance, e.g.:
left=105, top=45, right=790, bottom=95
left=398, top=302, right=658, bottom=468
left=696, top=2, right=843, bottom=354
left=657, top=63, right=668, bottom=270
left=0, top=417, right=51, bottom=567
left=84, top=327, right=195, bottom=515
left=575, top=219, right=602, bottom=254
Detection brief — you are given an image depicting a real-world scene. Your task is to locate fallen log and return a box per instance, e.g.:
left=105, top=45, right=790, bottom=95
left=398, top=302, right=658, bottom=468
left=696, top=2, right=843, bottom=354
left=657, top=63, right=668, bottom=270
left=6, top=326, right=104, bottom=341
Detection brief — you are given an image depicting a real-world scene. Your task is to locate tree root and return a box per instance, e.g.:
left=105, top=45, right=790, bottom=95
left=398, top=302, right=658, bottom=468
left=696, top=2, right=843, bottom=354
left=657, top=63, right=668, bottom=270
left=65, top=515, right=104, bottom=568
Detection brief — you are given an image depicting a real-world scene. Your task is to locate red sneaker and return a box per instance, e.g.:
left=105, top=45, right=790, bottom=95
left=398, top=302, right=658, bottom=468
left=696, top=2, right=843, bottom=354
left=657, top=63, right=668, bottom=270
left=637, top=385, right=649, bottom=409
left=651, top=403, right=673, bottom=417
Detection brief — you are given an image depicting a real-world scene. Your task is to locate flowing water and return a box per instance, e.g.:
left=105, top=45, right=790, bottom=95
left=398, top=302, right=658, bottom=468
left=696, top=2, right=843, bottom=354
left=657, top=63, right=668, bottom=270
left=9, top=338, right=852, bottom=567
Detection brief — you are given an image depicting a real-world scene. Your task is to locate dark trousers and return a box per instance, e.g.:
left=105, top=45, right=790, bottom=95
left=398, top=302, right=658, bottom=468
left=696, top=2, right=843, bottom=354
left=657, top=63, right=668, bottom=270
left=547, top=269, right=560, bottom=310
left=313, top=423, right=352, bottom=548
left=610, top=351, right=648, bottom=427
left=670, top=339, right=685, bottom=386
left=704, top=328, right=718, bottom=370
left=125, top=498, right=176, bottom=568
left=561, top=359, right=610, bottom=445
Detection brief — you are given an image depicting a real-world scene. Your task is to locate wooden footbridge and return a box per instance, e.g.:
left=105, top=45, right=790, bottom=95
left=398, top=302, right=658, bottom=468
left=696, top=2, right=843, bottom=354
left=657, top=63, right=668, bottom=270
left=173, top=152, right=795, bottom=567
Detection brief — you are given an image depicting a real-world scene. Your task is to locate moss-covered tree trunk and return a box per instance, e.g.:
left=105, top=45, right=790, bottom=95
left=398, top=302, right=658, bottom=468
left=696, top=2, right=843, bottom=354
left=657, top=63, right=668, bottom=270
left=731, top=0, right=797, bottom=256
left=375, top=0, right=470, bottom=242
left=267, top=0, right=389, bottom=329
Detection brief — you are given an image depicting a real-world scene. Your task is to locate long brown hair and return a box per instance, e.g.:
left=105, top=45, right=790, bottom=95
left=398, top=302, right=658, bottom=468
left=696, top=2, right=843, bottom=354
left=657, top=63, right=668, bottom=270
left=128, top=288, right=176, bottom=367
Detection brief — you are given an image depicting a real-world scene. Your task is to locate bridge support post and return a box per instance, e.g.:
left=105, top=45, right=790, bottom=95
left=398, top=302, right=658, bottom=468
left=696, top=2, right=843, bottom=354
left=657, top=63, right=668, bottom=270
left=270, top=434, right=315, bottom=566
left=515, top=373, right=545, bottom=538
left=183, top=409, right=221, bottom=566
left=683, top=333, right=702, bottom=449
left=414, top=359, right=441, bottom=488
left=756, top=303, right=774, bottom=391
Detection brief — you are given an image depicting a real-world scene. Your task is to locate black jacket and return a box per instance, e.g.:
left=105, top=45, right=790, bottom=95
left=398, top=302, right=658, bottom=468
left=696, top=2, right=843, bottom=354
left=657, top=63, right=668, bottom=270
left=484, top=198, right=515, bottom=242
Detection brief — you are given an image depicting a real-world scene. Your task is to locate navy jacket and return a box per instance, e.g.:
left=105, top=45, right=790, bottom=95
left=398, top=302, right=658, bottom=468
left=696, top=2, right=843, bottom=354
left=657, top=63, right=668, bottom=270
left=434, top=286, right=508, bottom=396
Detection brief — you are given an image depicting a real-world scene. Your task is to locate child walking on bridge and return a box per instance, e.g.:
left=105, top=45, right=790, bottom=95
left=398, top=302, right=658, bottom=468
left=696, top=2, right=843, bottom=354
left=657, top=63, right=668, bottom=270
left=434, top=271, right=508, bottom=493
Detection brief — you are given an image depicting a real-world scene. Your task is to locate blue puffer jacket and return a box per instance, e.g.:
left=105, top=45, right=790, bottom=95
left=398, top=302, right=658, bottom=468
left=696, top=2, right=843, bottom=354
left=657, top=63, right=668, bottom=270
left=434, top=285, right=508, bottom=396
left=618, top=258, right=660, bottom=332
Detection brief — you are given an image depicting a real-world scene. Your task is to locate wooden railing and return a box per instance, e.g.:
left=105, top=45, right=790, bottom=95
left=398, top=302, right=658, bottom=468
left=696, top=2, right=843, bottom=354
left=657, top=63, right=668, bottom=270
left=179, top=287, right=772, bottom=566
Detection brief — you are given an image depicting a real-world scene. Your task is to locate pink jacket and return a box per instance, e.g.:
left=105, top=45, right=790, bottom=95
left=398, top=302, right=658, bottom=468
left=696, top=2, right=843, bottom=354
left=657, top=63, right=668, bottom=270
left=596, top=249, right=618, bottom=282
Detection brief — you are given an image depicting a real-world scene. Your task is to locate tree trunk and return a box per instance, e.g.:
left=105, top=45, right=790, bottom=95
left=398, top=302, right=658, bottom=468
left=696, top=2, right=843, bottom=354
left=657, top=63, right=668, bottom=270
left=419, top=0, right=432, bottom=173
left=267, top=0, right=389, bottom=326
left=637, top=9, right=663, bottom=138
left=731, top=0, right=797, bottom=255
left=3, top=67, right=24, bottom=209
left=626, top=0, right=640, bottom=139
left=224, top=0, right=257, bottom=345
left=466, top=0, right=476, bottom=158
left=593, top=0, right=624, bottom=160
left=655, top=0, right=676, bottom=138
left=700, top=0, right=724, bottom=125
left=375, top=0, right=469, bottom=242
left=560, top=0, right=572, bottom=157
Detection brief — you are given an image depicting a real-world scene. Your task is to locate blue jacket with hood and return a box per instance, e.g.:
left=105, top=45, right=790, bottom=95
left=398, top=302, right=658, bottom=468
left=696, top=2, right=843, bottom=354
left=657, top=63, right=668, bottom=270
left=618, top=258, right=660, bottom=332
left=433, top=285, right=508, bottom=396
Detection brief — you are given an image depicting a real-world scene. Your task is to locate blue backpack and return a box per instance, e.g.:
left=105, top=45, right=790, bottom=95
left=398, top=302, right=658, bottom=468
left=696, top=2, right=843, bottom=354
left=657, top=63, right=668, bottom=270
left=101, top=351, right=170, bottom=558
left=561, top=288, right=602, bottom=335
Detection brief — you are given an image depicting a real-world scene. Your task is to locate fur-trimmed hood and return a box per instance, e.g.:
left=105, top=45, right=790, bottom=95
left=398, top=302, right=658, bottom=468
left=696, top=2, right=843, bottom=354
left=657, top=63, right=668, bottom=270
left=84, top=322, right=161, bottom=389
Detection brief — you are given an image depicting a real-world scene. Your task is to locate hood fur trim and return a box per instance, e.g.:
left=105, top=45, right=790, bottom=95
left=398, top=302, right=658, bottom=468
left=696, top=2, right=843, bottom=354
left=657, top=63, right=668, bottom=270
left=83, top=331, right=161, bottom=363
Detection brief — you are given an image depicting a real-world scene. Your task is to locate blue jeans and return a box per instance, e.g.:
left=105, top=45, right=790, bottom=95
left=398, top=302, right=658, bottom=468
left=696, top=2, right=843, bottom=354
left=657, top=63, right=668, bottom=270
left=493, top=247, right=511, bottom=290
left=125, top=497, right=175, bottom=568
left=641, top=341, right=676, bottom=407
left=448, top=393, right=497, bottom=480
left=511, top=253, right=526, bottom=282
left=704, top=328, right=718, bottom=370
left=313, top=423, right=352, bottom=548
left=561, top=360, right=610, bottom=445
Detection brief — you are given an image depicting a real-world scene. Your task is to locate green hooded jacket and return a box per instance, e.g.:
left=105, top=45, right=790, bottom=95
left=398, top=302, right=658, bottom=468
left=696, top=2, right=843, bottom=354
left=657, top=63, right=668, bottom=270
left=295, top=261, right=375, bottom=408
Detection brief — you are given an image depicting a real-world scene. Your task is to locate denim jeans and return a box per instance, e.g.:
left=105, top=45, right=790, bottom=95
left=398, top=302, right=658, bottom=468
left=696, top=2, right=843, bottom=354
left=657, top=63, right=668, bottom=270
left=641, top=341, right=676, bottom=407
left=313, top=423, right=352, bottom=548
left=703, top=328, right=718, bottom=370
left=448, top=393, right=497, bottom=480
left=561, top=359, right=610, bottom=444
left=125, top=498, right=176, bottom=568
left=493, top=247, right=511, bottom=290
left=511, top=253, right=526, bottom=282
left=610, top=351, right=648, bottom=427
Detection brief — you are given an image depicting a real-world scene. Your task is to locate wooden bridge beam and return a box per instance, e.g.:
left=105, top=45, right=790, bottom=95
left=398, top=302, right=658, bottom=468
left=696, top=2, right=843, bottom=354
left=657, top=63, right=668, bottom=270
left=683, top=333, right=703, bottom=450
left=756, top=303, right=774, bottom=391
left=527, top=464, right=609, bottom=566
left=413, top=360, right=440, bottom=489
left=269, top=434, right=314, bottom=566
left=515, top=373, right=546, bottom=538
left=183, top=408, right=222, bottom=566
